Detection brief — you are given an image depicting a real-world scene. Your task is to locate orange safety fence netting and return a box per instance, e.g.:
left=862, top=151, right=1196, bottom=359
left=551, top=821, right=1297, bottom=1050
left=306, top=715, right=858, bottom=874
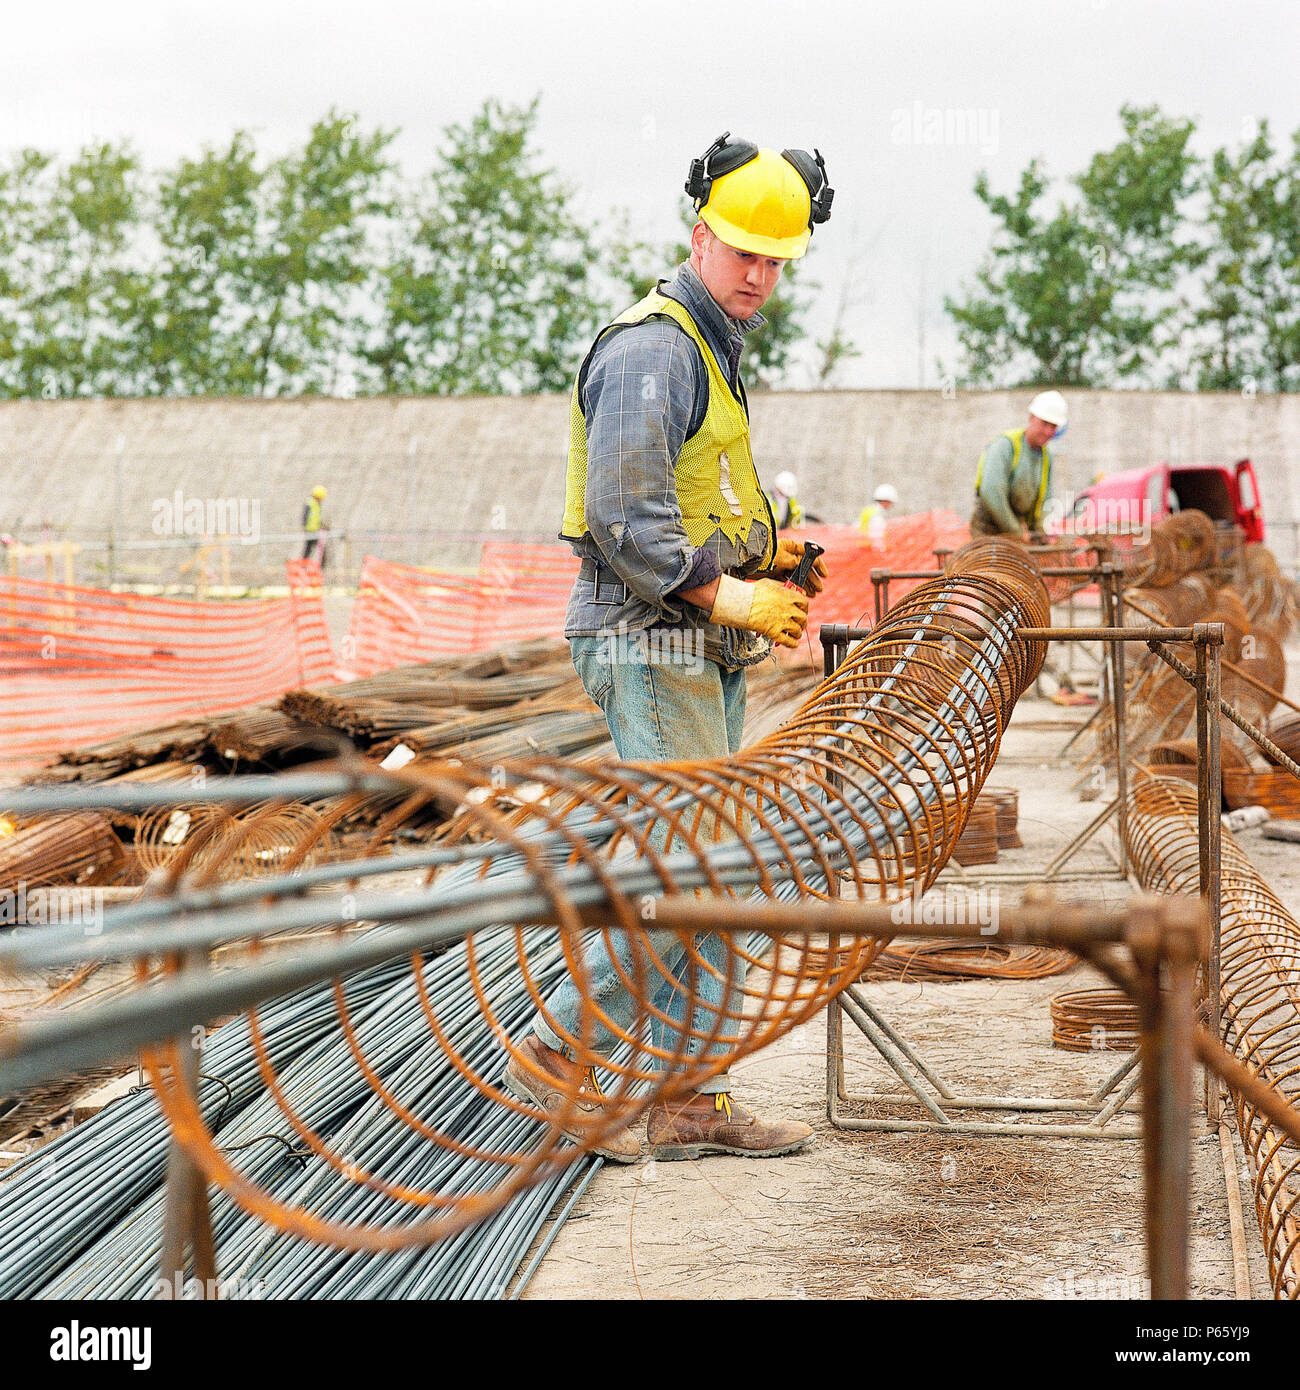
left=340, top=543, right=575, bottom=677
left=343, top=512, right=972, bottom=678
left=0, top=559, right=334, bottom=771
left=0, top=516, right=977, bottom=771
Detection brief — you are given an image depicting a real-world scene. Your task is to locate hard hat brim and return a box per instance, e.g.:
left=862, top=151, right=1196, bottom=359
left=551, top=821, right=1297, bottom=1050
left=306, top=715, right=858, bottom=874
left=700, top=206, right=810, bottom=260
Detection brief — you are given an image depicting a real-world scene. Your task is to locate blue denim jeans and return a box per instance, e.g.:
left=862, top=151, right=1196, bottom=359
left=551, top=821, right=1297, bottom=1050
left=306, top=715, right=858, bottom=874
left=532, top=632, right=747, bottom=1094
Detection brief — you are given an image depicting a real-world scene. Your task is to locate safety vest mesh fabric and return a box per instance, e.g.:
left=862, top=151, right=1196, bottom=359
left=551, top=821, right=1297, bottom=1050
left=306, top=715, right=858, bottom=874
left=304, top=498, right=322, bottom=532
left=562, top=290, right=773, bottom=566
left=974, top=428, right=1051, bottom=529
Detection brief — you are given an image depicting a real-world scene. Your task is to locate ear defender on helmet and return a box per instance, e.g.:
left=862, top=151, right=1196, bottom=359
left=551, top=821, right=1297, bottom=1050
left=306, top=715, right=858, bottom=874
left=685, top=131, right=760, bottom=208
left=685, top=132, right=833, bottom=259
left=780, top=147, right=834, bottom=228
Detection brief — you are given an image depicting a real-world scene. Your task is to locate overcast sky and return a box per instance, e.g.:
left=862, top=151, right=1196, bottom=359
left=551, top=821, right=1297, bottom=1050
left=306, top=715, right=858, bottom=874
left=4, top=0, right=1298, bottom=389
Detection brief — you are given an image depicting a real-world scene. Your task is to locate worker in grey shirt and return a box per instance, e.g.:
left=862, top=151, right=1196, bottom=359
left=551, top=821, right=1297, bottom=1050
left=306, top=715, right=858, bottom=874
left=971, top=390, right=1068, bottom=537
left=505, top=133, right=832, bottom=1164
left=559, top=255, right=783, bottom=672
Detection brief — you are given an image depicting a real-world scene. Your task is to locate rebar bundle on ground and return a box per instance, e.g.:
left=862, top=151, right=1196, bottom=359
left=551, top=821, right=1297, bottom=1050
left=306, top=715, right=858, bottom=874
left=0, top=812, right=123, bottom=887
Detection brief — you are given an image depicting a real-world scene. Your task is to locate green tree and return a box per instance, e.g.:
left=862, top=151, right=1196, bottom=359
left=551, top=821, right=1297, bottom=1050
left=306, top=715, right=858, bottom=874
left=0, top=150, right=54, bottom=393
left=130, top=132, right=263, bottom=394
left=946, top=105, right=1199, bottom=388
left=243, top=111, right=397, bottom=395
left=0, top=142, right=151, bottom=397
left=598, top=208, right=678, bottom=310
left=365, top=97, right=601, bottom=395
left=945, top=161, right=1103, bottom=386
left=1187, top=122, right=1300, bottom=392
left=1075, top=104, right=1199, bottom=382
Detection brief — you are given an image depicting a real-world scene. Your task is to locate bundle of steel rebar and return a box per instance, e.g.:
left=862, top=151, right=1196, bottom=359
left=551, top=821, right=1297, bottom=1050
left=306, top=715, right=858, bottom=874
left=3, top=927, right=666, bottom=1300
left=0, top=956, right=413, bottom=1297
left=277, top=693, right=470, bottom=739
left=49, top=721, right=213, bottom=781
left=210, top=708, right=331, bottom=764
left=978, top=785, right=1022, bottom=849
left=952, top=800, right=999, bottom=866
left=1263, top=713, right=1300, bottom=769
left=0, top=812, right=123, bottom=888
left=25, top=640, right=576, bottom=785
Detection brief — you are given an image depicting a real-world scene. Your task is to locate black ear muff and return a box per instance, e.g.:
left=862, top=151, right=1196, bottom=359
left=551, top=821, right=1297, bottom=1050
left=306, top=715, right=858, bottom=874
left=685, top=131, right=760, bottom=209
left=781, top=147, right=834, bottom=228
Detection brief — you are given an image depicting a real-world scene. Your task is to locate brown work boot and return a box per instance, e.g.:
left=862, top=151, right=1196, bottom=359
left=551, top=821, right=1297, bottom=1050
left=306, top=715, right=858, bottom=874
left=646, top=1091, right=814, bottom=1161
left=502, top=1034, right=641, bottom=1164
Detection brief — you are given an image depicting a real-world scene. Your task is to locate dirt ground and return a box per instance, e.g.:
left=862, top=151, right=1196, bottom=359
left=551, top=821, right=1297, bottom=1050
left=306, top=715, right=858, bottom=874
left=517, top=638, right=1300, bottom=1302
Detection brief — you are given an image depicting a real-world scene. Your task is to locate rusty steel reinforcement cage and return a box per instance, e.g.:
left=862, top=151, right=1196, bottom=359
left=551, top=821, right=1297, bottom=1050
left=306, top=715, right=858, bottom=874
left=2, top=537, right=1298, bottom=1298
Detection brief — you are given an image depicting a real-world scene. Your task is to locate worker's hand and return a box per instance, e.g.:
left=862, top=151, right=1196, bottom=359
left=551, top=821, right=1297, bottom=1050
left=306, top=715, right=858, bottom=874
left=767, top=538, right=828, bottom=595
left=709, top=576, right=809, bottom=649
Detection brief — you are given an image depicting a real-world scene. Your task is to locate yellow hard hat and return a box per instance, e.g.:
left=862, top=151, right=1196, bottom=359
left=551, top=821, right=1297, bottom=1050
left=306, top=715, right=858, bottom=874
left=312, top=485, right=327, bottom=499
left=686, top=132, right=833, bottom=260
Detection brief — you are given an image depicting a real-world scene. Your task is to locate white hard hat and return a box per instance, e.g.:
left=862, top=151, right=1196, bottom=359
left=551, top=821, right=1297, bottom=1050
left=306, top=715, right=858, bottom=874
left=1028, top=390, right=1068, bottom=427
left=773, top=470, right=798, bottom=495
left=873, top=484, right=898, bottom=506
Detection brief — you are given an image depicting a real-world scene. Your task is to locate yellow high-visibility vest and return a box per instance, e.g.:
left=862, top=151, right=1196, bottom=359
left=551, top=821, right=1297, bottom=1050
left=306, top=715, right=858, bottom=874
left=562, top=288, right=773, bottom=566
left=974, top=428, right=1051, bottom=529
left=304, top=497, right=322, bottom=532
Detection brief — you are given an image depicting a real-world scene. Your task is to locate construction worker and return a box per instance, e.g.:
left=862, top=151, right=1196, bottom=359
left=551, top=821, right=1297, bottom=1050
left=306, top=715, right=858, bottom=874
left=970, top=391, right=1067, bottom=539
left=766, top=470, right=803, bottom=529
left=858, top=483, right=898, bottom=542
left=302, top=485, right=327, bottom=568
left=505, top=132, right=834, bottom=1163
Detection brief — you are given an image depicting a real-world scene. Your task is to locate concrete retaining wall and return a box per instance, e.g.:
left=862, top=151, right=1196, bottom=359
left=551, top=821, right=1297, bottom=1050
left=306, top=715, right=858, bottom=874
left=2, top=390, right=1296, bottom=567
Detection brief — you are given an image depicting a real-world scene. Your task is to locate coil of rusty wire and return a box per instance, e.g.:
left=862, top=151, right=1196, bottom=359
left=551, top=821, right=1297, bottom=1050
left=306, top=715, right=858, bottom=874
left=1049, top=988, right=1140, bottom=1052
left=863, top=939, right=1075, bottom=983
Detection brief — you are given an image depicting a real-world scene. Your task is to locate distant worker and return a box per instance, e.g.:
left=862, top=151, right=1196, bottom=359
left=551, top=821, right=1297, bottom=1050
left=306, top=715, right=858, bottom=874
left=858, top=483, right=898, bottom=542
left=971, top=391, right=1068, bottom=539
left=302, top=485, right=328, bottom=568
left=766, top=470, right=803, bottom=530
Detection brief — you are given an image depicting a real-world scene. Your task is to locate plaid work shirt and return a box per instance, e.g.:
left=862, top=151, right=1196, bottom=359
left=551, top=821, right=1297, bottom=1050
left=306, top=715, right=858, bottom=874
left=562, top=261, right=775, bottom=670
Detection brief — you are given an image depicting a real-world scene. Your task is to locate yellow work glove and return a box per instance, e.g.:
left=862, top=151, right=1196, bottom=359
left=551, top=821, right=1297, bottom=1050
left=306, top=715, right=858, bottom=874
left=708, top=575, right=809, bottom=649
left=768, top=538, right=828, bottom=595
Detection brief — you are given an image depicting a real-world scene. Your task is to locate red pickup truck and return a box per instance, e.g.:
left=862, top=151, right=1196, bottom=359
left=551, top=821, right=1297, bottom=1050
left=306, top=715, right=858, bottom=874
left=1062, top=459, right=1264, bottom=543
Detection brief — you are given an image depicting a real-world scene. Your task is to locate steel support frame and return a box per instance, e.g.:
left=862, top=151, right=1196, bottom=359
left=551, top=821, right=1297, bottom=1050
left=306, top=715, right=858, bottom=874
left=156, top=949, right=218, bottom=1299
left=650, top=894, right=1211, bottom=1299
left=817, top=614, right=1223, bottom=1145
